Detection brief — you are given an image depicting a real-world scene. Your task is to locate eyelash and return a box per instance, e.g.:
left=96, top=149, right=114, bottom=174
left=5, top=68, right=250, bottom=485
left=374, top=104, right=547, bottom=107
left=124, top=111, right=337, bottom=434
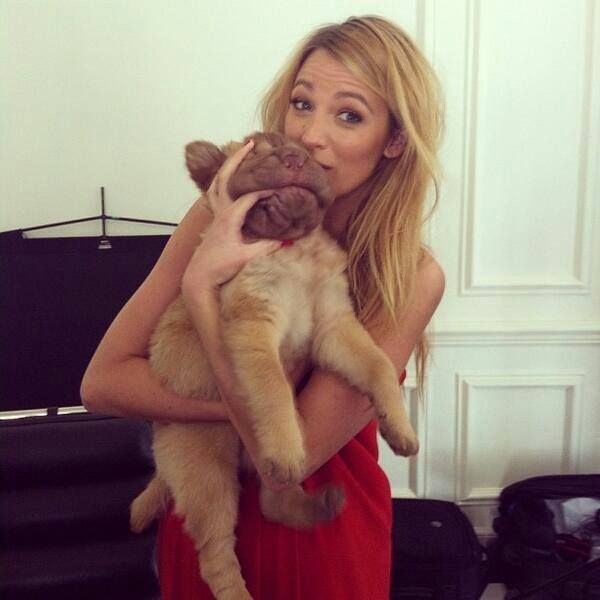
left=289, top=97, right=363, bottom=124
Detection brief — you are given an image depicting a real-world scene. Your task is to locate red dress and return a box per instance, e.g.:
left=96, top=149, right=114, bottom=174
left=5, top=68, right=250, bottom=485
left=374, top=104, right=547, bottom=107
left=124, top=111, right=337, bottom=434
left=158, top=373, right=406, bottom=599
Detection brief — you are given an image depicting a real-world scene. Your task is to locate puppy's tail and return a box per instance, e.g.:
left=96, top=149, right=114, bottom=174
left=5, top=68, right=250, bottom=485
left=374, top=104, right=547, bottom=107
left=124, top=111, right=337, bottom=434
left=259, top=483, right=345, bottom=529
left=130, top=476, right=170, bottom=533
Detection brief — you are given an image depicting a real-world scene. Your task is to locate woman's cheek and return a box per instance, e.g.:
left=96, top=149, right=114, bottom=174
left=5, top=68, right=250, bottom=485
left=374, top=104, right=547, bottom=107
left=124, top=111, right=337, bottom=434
left=283, top=111, right=300, bottom=141
left=327, top=170, right=346, bottom=199
left=325, top=170, right=337, bottom=194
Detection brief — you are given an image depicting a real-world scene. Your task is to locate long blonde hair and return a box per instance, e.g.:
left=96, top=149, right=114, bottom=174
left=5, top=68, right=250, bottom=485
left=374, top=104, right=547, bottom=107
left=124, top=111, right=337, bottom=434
left=261, top=16, right=443, bottom=391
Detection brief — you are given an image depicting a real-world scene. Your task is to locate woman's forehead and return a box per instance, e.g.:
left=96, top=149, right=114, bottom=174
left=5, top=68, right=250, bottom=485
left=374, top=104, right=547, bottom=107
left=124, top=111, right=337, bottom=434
left=294, top=49, right=387, bottom=113
left=295, top=50, right=363, bottom=89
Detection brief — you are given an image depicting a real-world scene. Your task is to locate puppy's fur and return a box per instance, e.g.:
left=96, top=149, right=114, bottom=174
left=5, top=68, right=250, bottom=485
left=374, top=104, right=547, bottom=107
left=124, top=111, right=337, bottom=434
left=130, top=132, right=418, bottom=600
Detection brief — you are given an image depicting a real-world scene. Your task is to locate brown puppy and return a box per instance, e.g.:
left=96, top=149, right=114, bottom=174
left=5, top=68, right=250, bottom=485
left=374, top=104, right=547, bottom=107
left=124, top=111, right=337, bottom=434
left=130, top=132, right=418, bottom=600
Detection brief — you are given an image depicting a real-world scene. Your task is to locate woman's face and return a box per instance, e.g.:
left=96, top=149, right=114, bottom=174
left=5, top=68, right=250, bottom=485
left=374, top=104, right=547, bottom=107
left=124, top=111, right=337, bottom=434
left=284, top=49, right=401, bottom=200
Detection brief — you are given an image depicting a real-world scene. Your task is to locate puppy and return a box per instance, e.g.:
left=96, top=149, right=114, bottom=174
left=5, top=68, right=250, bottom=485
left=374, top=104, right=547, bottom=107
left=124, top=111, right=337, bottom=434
left=130, top=132, right=418, bottom=600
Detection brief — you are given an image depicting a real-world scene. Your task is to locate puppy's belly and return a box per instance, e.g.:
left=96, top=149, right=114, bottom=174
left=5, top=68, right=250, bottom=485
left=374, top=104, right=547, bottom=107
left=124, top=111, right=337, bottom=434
left=279, top=318, right=312, bottom=373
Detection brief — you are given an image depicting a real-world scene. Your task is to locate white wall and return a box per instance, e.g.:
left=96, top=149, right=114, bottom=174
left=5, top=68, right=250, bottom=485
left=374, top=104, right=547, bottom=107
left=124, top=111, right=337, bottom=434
left=2, top=0, right=599, bottom=535
left=0, top=0, right=419, bottom=232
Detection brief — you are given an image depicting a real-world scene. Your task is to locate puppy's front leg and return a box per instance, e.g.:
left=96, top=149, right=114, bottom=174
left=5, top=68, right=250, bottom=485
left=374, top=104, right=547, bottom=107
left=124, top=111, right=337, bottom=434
left=313, top=309, right=418, bottom=457
left=223, top=313, right=305, bottom=486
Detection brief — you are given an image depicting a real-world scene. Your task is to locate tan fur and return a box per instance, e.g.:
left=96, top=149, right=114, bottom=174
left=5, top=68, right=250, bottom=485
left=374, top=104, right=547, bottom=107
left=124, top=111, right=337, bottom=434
left=130, top=134, right=418, bottom=599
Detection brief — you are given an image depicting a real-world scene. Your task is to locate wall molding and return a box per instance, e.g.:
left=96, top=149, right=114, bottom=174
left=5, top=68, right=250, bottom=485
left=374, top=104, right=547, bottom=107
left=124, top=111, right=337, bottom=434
left=457, top=0, right=479, bottom=296
left=462, top=279, right=592, bottom=297
left=429, top=320, right=600, bottom=346
left=454, top=371, right=584, bottom=502
left=458, top=0, right=598, bottom=296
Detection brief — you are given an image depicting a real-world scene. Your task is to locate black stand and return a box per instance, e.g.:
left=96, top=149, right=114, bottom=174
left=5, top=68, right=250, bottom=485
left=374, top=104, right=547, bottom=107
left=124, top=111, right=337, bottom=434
left=15, top=187, right=178, bottom=249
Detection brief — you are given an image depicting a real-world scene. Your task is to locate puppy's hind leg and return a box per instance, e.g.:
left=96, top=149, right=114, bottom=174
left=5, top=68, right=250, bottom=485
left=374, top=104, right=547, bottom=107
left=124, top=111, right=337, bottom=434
left=176, top=463, right=251, bottom=600
left=158, top=427, right=250, bottom=600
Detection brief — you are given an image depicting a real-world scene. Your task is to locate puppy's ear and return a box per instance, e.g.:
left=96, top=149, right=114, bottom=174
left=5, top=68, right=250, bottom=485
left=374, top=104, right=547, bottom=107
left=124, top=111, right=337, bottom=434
left=185, top=141, right=227, bottom=191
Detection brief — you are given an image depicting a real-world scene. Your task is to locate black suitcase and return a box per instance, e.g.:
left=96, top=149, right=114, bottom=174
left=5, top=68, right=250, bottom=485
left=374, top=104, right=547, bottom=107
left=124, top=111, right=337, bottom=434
left=390, top=498, right=488, bottom=599
left=489, top=474, right=600, bottom=599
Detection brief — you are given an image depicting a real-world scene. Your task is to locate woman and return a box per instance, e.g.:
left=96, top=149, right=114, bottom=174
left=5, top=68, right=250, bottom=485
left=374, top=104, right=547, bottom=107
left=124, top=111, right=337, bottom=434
left=81, top=15, right=445, bottom=600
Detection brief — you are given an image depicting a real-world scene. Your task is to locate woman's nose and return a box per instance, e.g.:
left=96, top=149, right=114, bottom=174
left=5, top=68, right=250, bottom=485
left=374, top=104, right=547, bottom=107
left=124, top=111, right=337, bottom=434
left=300, top=116, right=326, bottom=150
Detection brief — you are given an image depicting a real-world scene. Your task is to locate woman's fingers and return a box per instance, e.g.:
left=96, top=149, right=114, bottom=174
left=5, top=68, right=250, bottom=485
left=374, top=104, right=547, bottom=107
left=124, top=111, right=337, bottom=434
left=208, top=139, right=255, bottom=212
left=230, top=189, right=274, bottom=231
left=219, top=138, right=255, bottom=183
left=229, top=190, right=280, bottom=256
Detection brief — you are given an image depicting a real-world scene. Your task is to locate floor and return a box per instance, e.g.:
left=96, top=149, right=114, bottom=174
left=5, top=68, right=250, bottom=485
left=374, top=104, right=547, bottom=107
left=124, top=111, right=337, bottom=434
left=481, top=583, right=506, bottom=599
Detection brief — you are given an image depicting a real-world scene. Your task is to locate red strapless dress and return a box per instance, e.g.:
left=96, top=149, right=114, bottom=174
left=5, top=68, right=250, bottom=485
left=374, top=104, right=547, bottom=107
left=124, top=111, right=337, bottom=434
left=157, top=373, right=406, bottom=599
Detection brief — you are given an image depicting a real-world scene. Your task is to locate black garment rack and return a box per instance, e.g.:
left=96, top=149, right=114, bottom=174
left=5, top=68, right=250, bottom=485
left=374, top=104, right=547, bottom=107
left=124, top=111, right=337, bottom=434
left=12, top=187, right=177, bottom=249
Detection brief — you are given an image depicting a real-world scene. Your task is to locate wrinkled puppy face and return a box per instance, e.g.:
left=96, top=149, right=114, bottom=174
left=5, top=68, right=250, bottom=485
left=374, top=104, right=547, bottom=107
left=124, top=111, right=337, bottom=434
left=185, top=132, right=333, bottom=240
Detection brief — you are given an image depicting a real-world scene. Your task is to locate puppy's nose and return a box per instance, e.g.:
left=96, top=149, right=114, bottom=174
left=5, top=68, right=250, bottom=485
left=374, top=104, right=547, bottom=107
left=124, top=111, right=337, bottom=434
left=278, top=149, right=306, bottom=170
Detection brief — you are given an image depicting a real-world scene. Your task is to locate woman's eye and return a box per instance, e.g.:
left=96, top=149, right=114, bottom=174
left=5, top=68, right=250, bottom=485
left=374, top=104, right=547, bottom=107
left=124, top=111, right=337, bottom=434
left=291, top=98, right=311, bottom=111
left=338, top=110, right=362, bottom=124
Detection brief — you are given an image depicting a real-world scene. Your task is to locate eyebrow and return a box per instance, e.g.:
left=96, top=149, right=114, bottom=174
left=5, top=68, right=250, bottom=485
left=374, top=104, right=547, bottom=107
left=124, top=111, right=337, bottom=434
left=291, top=79, right=374, bottom=115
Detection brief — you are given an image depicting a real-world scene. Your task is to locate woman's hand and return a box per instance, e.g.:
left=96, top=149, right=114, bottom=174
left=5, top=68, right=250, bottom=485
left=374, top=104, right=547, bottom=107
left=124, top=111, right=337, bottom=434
left=181, top=140, right=280, bottom=302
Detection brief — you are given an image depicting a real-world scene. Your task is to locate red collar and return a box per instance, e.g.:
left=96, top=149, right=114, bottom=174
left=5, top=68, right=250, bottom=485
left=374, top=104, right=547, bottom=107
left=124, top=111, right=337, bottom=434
left=280, top=240, right=294, bottom=247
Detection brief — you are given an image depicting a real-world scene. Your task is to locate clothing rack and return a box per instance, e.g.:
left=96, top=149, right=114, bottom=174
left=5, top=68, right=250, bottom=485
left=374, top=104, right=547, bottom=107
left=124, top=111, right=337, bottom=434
left=14, top=187, right=177, bottom=249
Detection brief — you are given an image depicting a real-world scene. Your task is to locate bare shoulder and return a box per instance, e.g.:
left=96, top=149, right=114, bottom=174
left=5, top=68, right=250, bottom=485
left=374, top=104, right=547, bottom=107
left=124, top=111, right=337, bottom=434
left=151, top=198, right=213, bottom=282
left=415, top=249, right=445, bottom=313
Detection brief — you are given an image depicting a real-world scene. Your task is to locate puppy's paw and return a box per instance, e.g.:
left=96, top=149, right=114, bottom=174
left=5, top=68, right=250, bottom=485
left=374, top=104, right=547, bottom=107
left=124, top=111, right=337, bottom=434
left=259, top=444, right=306, bottom=486
left=378, top=414, right=419, bottom=457
left=257, top=422, right=306, bottom=485
left=260, top=452, right=306, bottom=486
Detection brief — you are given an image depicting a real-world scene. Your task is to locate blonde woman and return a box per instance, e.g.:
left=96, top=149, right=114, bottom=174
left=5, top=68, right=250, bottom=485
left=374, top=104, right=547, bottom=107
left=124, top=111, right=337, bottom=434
left=81, top=15, right=445, bottom=600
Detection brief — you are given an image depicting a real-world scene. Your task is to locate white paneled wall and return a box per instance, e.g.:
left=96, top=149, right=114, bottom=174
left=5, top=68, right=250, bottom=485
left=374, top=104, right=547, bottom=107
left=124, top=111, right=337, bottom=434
left=381, top=0, right=600, bottom=535
left=2, top=1, right=599, bottom=535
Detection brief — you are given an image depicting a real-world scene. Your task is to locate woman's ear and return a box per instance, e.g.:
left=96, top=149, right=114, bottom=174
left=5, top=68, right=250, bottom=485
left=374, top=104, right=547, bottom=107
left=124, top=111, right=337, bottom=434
left=383, top=128, right=406, bottom=159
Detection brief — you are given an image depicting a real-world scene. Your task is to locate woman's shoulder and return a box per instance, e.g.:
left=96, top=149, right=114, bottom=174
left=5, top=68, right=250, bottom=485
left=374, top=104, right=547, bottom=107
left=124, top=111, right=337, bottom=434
left=416, top=249, right=445, bottom=310
left=151, top=199, right=213, bottom=280
left=168, top=198, right=213, bottom=251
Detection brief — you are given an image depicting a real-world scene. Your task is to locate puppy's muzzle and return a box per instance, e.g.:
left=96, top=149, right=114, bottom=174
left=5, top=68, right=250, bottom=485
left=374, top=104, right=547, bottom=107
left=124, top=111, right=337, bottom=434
left=229, top=142, right=333, bottom=241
